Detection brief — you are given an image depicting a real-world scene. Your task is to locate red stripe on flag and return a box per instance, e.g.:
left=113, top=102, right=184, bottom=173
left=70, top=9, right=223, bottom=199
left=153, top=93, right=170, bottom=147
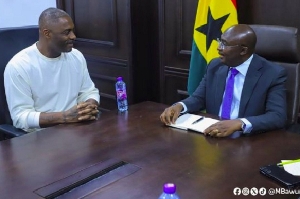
left=231, top=0, right=237, bottom=9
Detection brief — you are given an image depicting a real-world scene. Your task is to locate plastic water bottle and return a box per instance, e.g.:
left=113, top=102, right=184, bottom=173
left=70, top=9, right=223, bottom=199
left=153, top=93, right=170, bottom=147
left=158, top=183, right=180, bottom=199
left=115, top=76, right=128, bottom=112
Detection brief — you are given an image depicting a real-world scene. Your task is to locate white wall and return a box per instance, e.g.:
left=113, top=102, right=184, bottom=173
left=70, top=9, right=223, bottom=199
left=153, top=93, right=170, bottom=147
left=0, top=0, right=56, bottom=28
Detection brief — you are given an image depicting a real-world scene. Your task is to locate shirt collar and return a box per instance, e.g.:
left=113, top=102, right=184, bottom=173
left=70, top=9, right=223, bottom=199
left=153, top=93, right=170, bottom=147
left=232, top=54, right=253, bottom=76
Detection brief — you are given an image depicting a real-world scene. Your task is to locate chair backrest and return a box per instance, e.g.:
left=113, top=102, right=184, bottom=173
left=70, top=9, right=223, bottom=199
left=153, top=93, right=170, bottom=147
left=0, top=26, right=39, bottom=125
left=250, top=24, right=300, bottom=126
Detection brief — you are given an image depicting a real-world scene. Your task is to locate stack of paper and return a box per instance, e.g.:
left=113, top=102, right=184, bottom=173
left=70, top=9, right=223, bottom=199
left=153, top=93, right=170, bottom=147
left=281, top=160, right=300, bottom=176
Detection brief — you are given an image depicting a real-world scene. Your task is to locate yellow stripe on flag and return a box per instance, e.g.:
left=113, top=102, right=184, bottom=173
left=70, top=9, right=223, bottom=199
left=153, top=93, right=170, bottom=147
left=194, top=0, right=238, bottom=63
left=188, top=0, right=238, bottom=95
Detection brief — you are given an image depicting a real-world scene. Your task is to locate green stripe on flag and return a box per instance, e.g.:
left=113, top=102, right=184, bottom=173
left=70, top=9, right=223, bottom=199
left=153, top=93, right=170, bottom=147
left=187, top=40, right=207, bottom=95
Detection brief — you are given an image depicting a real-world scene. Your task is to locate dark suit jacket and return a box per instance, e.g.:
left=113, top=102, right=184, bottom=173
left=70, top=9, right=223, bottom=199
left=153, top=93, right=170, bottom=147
left=181, top=54, right=287, bottom=133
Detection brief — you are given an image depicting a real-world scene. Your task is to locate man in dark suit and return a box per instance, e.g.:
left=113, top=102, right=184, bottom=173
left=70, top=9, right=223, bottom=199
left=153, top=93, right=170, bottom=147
left=160, top=24, right=287, bottom=138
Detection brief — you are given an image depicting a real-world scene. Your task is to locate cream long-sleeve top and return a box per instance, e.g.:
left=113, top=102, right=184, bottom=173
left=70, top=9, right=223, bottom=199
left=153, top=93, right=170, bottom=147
left=4, top=43, right=100, bottom=132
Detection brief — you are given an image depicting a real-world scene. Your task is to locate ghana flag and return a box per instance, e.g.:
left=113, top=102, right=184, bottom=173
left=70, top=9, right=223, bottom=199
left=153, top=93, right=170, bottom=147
left=187, top=0, right=238, bottom=95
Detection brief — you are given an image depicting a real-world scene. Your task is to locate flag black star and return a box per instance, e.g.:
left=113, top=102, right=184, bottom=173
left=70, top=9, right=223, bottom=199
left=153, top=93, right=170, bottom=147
left=196, top=7, right=230, bottom=51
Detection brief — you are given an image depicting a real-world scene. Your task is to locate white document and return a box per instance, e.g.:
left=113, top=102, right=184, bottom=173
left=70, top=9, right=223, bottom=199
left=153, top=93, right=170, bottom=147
left=168, top=113, right=219, bottom=133
left=282, top=160, right=300, bottom=176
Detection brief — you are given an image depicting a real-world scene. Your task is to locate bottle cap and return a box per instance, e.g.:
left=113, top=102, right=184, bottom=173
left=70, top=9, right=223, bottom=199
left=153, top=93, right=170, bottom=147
left=116, top=76, right=123, bottom=81
left=163, top=183, right=176, bottom=194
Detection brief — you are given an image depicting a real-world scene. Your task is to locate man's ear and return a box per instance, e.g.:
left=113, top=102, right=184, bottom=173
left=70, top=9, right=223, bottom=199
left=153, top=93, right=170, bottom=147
left=240, top=46, right=248, bottom=55
left=42, top=29, right=51, bottom=39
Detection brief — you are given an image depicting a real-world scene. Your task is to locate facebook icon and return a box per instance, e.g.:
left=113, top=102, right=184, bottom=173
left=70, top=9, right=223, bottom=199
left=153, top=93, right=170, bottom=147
left=233, top=187, right=241, bottom=195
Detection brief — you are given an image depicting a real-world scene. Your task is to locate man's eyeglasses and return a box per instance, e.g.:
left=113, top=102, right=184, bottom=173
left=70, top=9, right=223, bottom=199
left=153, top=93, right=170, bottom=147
left=217, top=38, right=240, bottom=50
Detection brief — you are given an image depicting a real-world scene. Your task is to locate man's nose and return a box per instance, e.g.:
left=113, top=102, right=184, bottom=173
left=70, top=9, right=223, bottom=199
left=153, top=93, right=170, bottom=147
left=217, top=45, right=222, bottom=51
left=69, top=30, right=76, bottom=40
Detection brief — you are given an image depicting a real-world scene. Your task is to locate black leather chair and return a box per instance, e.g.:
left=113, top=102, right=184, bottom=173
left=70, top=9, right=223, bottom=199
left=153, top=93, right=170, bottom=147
left=250, top=24, right=300, bottom=126
left=0, top=26, right=39, bottom=140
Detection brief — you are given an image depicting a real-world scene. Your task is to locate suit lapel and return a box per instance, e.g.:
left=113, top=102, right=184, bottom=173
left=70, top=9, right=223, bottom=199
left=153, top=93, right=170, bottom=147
left=239, top=55, right=263, bottom=117
left=214, top=65, right=229, bottom=114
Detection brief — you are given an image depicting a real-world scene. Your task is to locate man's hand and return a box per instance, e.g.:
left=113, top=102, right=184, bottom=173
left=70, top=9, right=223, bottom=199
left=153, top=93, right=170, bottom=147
left=62, top=99, right=99, bottom=123
left=77, top=101, right=99, bottom=121
left=62, top=101, right=99, bottom=123
left=160, top=103, right=183, bottom=125
left=203, top=119, right=243, bottom=137
left=39, top=99, right=99, bottom=128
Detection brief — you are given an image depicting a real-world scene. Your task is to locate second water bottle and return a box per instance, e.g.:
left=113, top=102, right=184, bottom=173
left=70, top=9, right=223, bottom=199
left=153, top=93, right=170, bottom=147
left=115, top=76, right=128, bottom=112
left=158, top=183, right=180, bottom=199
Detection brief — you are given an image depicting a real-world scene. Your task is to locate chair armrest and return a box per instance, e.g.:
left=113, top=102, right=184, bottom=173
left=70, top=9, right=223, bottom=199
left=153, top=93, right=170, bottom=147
left=0, top=124, right=27, bottom=139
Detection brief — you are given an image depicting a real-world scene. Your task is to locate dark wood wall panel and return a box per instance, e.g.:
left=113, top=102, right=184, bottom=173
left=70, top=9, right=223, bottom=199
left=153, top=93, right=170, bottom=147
left=86, top=56, right=128, bottom=91
left=164, top=68, right=189, bottom=104
left=57, top=0, right=133, bottom=112
left=57, top=0, right=161, bottom=111
left=97, top=97, right=117, bottom=112
left=237, top=0, right=300, bottom=29
left=130, top=0, right=160, bottom=103
left=73, top=0, right=117, bottom=46
left=159, top=0, right=197, bottom=104
left=85, top=55, right=129, bottom=111
left=163, top=0, right=193, bottom=69
left=72, top=0, right=130, bottom=59
left=176, top=0, right=197, bottom=57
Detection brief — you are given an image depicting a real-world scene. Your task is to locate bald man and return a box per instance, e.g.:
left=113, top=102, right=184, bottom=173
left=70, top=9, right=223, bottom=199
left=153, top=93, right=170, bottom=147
left=4, top=8, right=100, bottom=132
left=160, top=24, right=287, bottom=138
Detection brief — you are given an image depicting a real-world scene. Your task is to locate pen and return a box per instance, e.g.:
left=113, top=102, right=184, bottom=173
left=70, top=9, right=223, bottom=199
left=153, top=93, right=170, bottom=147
left=277, top=159, right=300, bottom=166
left=192, top=117, right=204, bottom=124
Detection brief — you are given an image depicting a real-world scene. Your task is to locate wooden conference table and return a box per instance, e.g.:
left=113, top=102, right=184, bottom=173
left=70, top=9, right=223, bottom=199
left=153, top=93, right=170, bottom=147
left=0, top=101, right=299, bottom=199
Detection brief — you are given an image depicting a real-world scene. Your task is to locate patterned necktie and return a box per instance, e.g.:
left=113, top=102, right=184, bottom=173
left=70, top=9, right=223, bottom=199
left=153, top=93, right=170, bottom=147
left=221, top=68, right=239, bottom=119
